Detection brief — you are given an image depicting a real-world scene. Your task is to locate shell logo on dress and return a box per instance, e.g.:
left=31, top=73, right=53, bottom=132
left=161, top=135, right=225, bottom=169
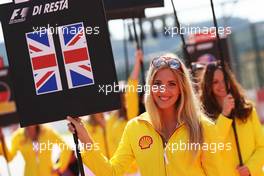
left=139, top=136, right=153, bottom=149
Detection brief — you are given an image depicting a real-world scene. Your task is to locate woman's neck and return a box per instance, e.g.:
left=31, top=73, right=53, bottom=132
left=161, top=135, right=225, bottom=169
left=159, top=107, right=178, bottom=141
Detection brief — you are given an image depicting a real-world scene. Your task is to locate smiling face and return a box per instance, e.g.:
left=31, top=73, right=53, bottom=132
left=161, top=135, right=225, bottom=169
left=152, top=68, right=180, bottom=111
left=212, top=69, right=227, bottom=98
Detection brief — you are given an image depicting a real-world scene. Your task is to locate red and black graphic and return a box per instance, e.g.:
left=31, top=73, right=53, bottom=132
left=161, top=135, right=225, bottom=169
left=0, top=81, right=11, bottom=102
left=0, top=67, right=19, bottom=127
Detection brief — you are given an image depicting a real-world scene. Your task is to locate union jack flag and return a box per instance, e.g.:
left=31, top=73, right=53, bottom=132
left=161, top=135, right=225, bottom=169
left=59, top=22, right=94, bottom=89
left=26, top=29, right=62, bottom=95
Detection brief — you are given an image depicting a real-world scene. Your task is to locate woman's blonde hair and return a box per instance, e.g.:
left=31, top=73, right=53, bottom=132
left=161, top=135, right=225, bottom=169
left=145, top=54, right=204, bottom=146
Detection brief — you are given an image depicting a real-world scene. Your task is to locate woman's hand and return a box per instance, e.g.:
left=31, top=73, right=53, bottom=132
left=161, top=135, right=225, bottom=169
left=130, top=49, right=143, bottom=80
left=135, top=49, right=143, bottom=64
left=67, top=116, right=93, bottom=145
left=222, top=94, right=235, bottom=117
left=237, top=166, right=250, bottom=176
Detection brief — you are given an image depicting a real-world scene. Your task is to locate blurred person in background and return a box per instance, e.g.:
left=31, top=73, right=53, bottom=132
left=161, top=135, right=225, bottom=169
left=201, top=63, right=264, bottom=176
left=190, top=62, right=206, bottom=95
left=0, top=128, right=6, bottom=157
left=82, top=49, right=143, bottom=176
left=60, top=152, right=79, bottom=176
left=4, top=124, right=72, bottom=176
left=191, top=54, right=217, bottom=95
left=0, top=127, right=9, bottom=164
left=0, top=128, right=3, bottom=155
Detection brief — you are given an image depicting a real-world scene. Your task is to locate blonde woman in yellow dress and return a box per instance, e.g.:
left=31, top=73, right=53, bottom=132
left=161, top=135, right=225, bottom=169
left=67, top=54, right=225, bottom=176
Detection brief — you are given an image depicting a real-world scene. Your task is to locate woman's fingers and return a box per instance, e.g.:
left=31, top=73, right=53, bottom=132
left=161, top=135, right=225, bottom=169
left=67, top=123, right=76, bottom=134
left=222, top=94, right=236, bottom=117
left=75, top=117, right=82, bottom=123
left=227, top=94, right=233, bottom=99
left=226, top=94, right=235, bottom=105
left=67, top=116, right=79, bottom=127
left=67, top=116, right=93, bottom=144
left=67, top=116, right=84, bottom=135
left=67, top=116, right=82, bottom=125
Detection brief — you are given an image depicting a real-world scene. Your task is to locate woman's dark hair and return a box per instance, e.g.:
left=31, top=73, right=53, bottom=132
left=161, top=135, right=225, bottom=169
left=200, top=63, right=253, bottom=121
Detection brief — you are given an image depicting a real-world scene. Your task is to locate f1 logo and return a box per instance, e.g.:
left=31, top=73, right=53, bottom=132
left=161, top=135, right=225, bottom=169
left=9, top=7, right=29, bottom=24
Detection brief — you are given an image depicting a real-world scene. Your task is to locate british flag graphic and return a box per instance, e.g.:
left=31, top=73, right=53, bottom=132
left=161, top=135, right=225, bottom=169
left=26, top=29, right=62, bottom=95
left=58, top=22, right=94, bottom=89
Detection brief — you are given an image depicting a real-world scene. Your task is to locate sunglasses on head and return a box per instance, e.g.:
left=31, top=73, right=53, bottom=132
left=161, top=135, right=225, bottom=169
left=152, top=57, right=181, bottom=70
